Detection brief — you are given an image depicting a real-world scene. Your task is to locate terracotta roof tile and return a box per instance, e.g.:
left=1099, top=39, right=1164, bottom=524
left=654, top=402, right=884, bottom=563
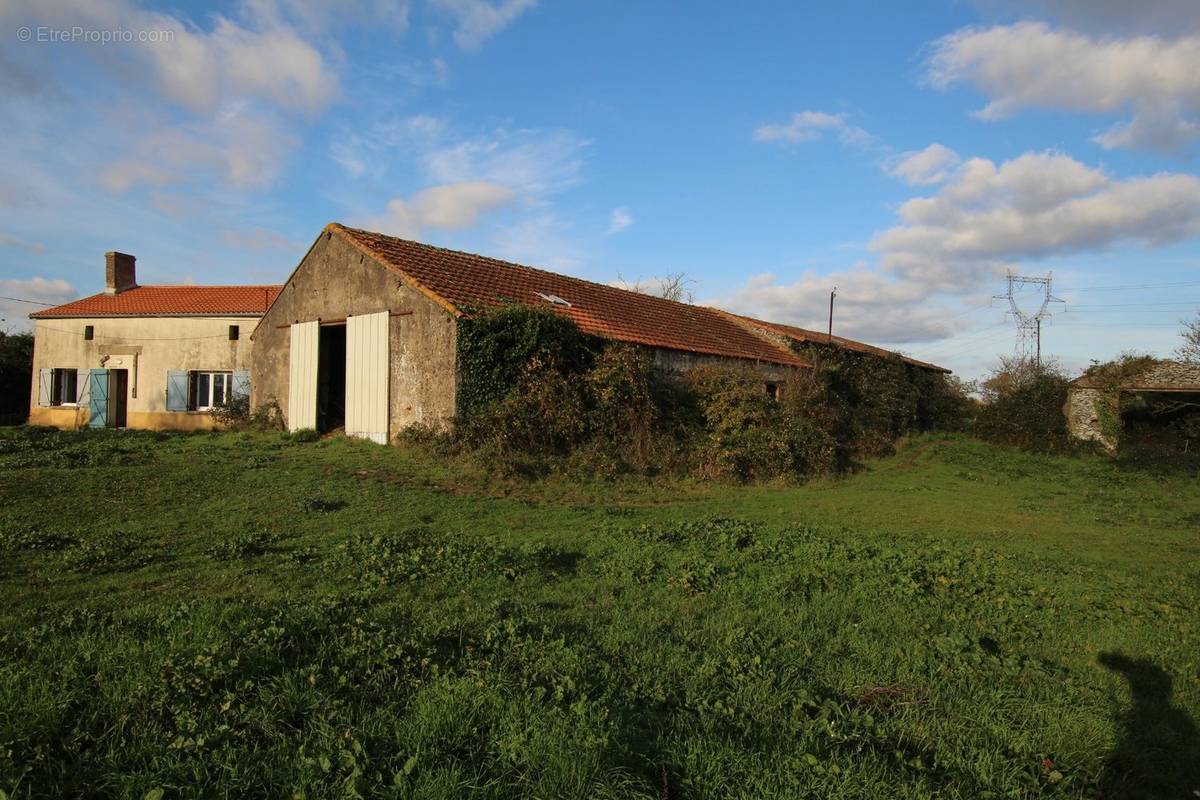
left=332, top=224, right=808, bottom=368
left=715, top=310, right=950, bottom=373
left=32, top=285, right=282, bottom=318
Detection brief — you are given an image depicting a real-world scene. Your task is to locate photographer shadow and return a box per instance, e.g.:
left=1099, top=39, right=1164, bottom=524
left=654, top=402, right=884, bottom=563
left=1098, top=652, right=1200, bottom=799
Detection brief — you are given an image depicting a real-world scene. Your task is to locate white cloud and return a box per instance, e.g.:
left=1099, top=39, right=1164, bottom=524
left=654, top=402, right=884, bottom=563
left=607, top=207, right=633, bottom=234
left=100, top=109, right=297, bottom=192
left=422, top=128, right=588, bottom=196
left=873, top=151, right=1200, bottom=285
left=927, top=22, right=1200, bottom=153
left=753, top=110, right=874, bottom=148
left=714, top=266, right=955, bottom=344
left=1, top=277, right=77, bottom=331
left=720, top=149, right=1200, bottom=349
left=0, top=234, right=47, bottom=254
left=361, top=181, right=515, bottom=237
left=0, top=1, right=340, bottom=118
left=431, top=0, right=537, bottom=50
left=885, top=143, right=961, bottom=186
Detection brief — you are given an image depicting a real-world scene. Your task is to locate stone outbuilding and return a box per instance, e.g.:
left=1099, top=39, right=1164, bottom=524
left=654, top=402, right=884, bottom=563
left=29, top=252, right=280, bottom=430
left=1066, top=360, right=1200, bottom=451
left=251, top=224, right=819, bottom=441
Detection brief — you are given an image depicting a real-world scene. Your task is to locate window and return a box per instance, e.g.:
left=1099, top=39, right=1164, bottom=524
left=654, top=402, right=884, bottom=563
left=228, top=324, right=239, bottom=341
left=51, top=369, right=78, bottom=406
left=191, top=371, right=230, bottom=410
left=84, top=325, right=94, bottom=341
left=765, top=382, right=782, bottom=401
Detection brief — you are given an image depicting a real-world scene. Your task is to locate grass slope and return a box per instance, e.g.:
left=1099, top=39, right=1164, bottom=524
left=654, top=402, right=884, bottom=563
left=0, top=428, right=1197, bottom=799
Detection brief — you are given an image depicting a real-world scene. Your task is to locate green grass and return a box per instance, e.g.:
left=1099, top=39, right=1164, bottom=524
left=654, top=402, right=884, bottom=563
left=0, top=427, right=1197, bottom=799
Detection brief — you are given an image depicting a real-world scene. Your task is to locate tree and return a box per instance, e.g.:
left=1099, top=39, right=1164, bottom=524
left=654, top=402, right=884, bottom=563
left=616, top=272, right=697, bottom=304
left=0, top=331, right=34, bottom=424
left=1177, top=312, right=1200, bottom=364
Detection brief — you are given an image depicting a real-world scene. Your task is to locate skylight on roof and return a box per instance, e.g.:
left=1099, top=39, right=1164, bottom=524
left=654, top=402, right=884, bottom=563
left=536, top=291, right=572, bottom=308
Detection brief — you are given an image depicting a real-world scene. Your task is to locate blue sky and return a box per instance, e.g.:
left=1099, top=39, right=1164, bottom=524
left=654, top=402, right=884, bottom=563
left=2, top=0, right=1199, bottom=378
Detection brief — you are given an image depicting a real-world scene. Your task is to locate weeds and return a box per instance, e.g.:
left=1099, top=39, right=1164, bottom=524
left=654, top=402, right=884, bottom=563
left=0, top=429, right=1197, bottom=798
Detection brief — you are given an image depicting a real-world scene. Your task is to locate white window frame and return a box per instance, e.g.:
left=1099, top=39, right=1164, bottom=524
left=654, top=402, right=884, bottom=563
left=191, top=370, right=232, bottom=411
left=51, top=368, right=78, bottom=407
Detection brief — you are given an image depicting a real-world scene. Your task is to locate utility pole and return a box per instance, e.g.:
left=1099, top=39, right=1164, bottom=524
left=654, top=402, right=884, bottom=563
left=1035, top=317, right=1041, bottom=367
left=828, top=286, right=837, bottom=342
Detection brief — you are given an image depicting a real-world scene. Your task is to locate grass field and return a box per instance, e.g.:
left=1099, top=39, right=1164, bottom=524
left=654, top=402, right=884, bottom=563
left=0, top=427, right=1197, bottom=799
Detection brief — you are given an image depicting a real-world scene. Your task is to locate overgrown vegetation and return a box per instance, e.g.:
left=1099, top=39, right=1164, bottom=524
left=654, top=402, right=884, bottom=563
left=209, top=397, right=286, bottom=431
left=450, top=306, right=966, bottom=481
left=1177, top=311, right=1200, bottom=364
left=0, top=428, right=1197, bottom=798
left=0, top=331, right=33, bottom=425
left=973, top=357, right=1071, bottom=453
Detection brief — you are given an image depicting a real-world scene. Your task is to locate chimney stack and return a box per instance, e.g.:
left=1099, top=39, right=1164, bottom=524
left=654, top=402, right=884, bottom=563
left=105, top=251, right=136, bottom=295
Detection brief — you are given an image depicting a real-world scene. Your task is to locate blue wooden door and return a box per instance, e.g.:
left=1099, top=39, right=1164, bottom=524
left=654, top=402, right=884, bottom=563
left=89, top=369, right=109, bottom=428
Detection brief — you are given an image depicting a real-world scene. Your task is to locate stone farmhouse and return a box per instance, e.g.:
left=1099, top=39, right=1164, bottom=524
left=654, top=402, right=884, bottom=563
left=29, top=252, right=279, bottom=430
left=30, top=223, right=949, bottom=439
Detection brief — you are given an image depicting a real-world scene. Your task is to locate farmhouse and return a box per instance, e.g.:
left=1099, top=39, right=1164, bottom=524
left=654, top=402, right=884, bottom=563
left=29, top=252, right=280, bottom=430
left=28, top=224, right=949, bottom=440
left=1066, top=360, right=1200, bottom=452
left=251, top=224, right=816, bottom=441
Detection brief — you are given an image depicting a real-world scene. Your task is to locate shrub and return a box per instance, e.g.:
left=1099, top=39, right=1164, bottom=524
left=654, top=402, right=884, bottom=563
left=974, top=357, right=1070, bottom=453
left=686, top=367, right=835, bottom=481
left=214, top=397, right=286, bottom=432
left=0, top=331, right=33, bottom=426
left=456, top=304, right=598, bottom=418
left=447, top=306, right=943, bottom=482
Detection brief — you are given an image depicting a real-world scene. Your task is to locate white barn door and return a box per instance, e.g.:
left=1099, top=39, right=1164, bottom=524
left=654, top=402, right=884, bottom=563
left=288, top=321, right=319, bottom=431
left=345, top=311, right=389, bottom=444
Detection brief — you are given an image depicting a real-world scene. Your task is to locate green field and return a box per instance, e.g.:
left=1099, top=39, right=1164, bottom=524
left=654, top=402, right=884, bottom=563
left=0, top=428, right=1197, bottom=799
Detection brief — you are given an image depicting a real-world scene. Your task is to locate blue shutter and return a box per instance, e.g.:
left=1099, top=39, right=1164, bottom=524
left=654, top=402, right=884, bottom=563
left=88, top=369, right=109, bottom=428
left=166, top=371, right=189, bottom=412
left=38, top=369, right=52, bottom=406
left=230, top=370, right=250, bottom=402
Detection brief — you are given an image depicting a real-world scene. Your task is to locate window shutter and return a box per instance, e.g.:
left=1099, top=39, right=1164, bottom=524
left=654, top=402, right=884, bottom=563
left=76, top=369, right=89, bottom=405
left=38, top=368, right=52, bottom=406
left=166, top=370, right=189, bottom=412
left=230, top=370, right=250, bottom=402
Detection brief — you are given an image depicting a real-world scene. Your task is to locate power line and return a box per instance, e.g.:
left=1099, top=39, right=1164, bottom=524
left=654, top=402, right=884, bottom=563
left=1062, top=300, right=1200, bottom=309
left=0, top=295, right=55, bottom=306
left=1057, top=279, right=1200, bottom=292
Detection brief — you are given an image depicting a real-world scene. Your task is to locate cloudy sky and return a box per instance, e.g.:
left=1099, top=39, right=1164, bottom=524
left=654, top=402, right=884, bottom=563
left=2, top=0, right=1199, bottom=377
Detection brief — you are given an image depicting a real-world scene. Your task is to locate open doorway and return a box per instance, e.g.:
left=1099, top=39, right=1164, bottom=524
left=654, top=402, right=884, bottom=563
left=317, top=323, right=346, bottom=433
left=108, top=369, right=128, bottom=428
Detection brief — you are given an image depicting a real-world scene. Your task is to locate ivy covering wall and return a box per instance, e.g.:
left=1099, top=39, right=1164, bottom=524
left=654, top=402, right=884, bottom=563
left=444, top=305, right=966, bottom=481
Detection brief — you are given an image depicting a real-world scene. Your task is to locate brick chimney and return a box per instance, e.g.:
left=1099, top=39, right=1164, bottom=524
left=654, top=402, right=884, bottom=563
left=105, top=251, right=136, bottom=295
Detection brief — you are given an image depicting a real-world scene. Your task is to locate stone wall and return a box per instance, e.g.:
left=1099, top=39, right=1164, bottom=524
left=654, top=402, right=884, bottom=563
left=1065, top=386, right=1113, bottom=450
left=1135, top=362, right=1200, bottom=386
left=651, top=347, right=798, bottom=384
left=251, top=230, right=459, bottom=437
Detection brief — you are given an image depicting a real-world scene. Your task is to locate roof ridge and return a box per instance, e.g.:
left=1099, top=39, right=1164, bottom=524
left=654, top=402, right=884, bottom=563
left=332, top=222, right=720, bottom=316
left=716, top=309, right=949, bottom=373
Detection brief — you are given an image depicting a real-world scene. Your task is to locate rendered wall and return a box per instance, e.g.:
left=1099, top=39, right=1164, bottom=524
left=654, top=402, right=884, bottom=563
left=28, top=315, right=255, bottom=430
left=250, top=231, right=459, bottom=438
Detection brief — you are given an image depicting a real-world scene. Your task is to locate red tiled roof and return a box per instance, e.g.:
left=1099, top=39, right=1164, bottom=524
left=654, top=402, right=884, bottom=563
left=331, top=224, right=808, bottom=368
left=715, top=310, right=951, bottom=373
left=32, top=285, right=283, bottom=318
